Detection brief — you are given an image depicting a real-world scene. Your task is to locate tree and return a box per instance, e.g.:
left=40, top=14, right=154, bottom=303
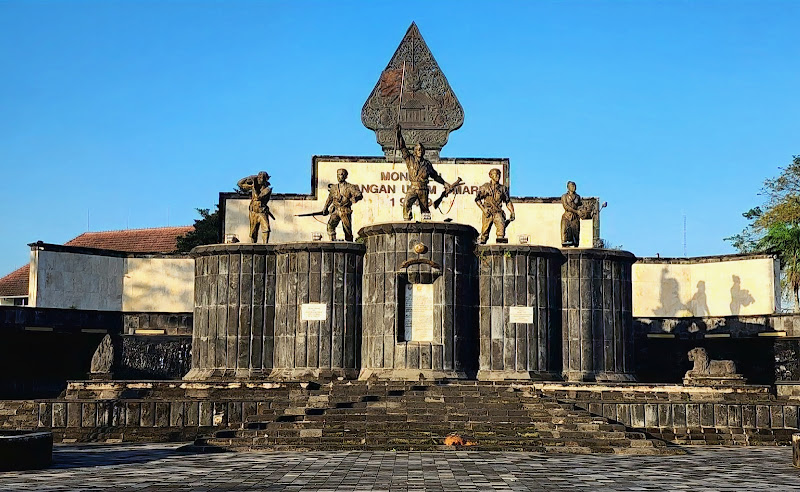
left=176, top=206, right=220, bottom=253
left=756, top=223, right=800, bottom=310
left=726, top=155, right=800, bottom=310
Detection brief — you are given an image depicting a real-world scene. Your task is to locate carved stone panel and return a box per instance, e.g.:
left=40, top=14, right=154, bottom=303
left=362, top=23, right=464, bottom=156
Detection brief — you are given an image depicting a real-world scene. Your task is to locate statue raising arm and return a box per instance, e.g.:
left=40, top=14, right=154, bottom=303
left=238, top=175, right=258, bottom=191
left=395, top=123, right=410, bottom=160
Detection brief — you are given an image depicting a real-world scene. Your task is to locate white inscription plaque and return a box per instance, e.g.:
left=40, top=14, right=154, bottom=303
left=404, top=283, right=434, bottom=341
left=508, top=306, right=534, bottom=324
left=301, top=303, right=327, bottom=321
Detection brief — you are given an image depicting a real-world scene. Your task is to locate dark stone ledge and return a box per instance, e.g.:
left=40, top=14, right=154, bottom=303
left=358, top=221, right=479, bottom=238
left=636, top=253, right=776, bottom=264
left=192, top=242, right=366, bottom=257
left=476, top=244, right=564, bottom=257
left=560, top=248, right=637, bottom=262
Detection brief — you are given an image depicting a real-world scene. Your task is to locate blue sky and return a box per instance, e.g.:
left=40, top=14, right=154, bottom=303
left=1, top=0, right=798, bottom=276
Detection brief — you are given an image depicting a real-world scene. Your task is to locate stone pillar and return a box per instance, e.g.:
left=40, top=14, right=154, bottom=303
left=184, top=242, right=364, bottom=381
left=358, top=222, right=479, bottom=380
left=476, top=245, right=563, bottom=380
left=185, top=244, right=277, bottom=380
left=271, top=243, right=364, bottom=380
left=561, top=248, right=636, bottom=382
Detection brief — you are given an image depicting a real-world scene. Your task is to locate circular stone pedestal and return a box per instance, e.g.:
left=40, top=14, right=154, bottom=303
left=560, top=248, right=637, bottom=382
left=475, top=245, right=563, bottom=380
left=185, top=242, right=364, bottom=380
left=358, top=222, right=479, bottom=380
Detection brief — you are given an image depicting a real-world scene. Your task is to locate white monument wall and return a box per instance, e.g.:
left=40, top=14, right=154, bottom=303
left=225, top=158, right=594, bottom=247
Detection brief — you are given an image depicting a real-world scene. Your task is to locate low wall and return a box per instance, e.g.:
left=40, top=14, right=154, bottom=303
left=538, top=383, right=799, bottom=444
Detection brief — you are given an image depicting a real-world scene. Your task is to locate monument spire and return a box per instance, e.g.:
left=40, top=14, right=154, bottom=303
left=361, top=22, right=464, bottom=159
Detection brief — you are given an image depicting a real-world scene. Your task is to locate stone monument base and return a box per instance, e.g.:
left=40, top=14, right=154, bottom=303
left=683, top=374, right=747, bottom=387
left=476, top=370, right=562, bottom=381
left=269, top=368, right=359, bottom=381
left=563, top=370, right=637, bottom=383
left=183, top=368, right=273, bottom=381
left=358, top=368, right=467, bottom=381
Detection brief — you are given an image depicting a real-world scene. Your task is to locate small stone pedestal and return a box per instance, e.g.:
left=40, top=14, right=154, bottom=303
left=358, top=222, right=479, bottom=380
left=560, top=248, right=637, bottom=382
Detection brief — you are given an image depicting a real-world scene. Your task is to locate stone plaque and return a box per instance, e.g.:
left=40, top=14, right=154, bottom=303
left=404, top=283, right=434, bottom=341
left=301, top=303, right=327, bottom=321
left=508, top=306, right=534, bottom=324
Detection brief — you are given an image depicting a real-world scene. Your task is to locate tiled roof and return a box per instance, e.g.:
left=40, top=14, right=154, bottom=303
left=64, top=226, right=194, bottom=253
left=0, top=226, right=193, bottom=297
left=0, top=265, right=29, bottom=297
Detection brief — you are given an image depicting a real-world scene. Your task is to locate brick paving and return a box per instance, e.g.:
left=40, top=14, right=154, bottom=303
left=0, top=443, right=799, bottom=491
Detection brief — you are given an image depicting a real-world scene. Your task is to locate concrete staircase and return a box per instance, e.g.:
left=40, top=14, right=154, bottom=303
left=183, top=381, right=682, bottom=454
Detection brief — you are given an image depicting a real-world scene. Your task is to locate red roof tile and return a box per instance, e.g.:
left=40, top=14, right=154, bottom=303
left=0, top=226, right=193, bottom=297
left=0, top=265, right=29, bottom=297
left=64, top=226, right=194, bottom=253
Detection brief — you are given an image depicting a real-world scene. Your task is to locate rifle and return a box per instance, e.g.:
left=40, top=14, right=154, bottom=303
left=433, top=177, right=464, bottom=210
left=295, top=211, right=325, bottom=218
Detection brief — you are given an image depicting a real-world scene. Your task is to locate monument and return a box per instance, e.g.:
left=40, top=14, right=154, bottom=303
left=4, top=22, right=797, bottom=455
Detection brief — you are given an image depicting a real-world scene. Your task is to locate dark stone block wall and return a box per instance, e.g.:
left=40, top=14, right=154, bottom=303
left=272, top=243, right=364, bottom=379
left=560, top=249, right=636, bottom=382
left=359, top=222, right=479, bottom=379
left=476, top=245, right=563, bottom=379
left=115, top=335, right=192, bottom=380
left=186, top=243, right=364, bottom=380
left=187, top=244, right=277, bottom=379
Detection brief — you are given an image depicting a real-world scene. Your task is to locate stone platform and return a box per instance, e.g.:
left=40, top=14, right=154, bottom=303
left=3, top=379, right=799, bottom=452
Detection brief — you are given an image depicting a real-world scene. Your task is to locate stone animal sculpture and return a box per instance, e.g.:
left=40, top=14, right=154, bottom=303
left=685, top=347, right=737, bottom=377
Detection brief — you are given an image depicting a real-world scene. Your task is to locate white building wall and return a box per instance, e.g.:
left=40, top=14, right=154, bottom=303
left=31, top=250, right=124, bottom=310
left=28, top=248, right=194, bottom=313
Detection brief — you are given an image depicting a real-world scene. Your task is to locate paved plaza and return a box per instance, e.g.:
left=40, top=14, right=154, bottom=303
left=0, top=444, right=799, bottom=491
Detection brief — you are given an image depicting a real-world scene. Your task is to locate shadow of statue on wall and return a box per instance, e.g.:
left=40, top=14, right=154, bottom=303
left=689, top=281, right=709, bottom=317
left=730, top=275, right=755, bottom=315
left=654, top=267, right=685, bottom=316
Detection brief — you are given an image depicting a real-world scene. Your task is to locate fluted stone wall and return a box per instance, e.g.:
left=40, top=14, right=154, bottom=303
left=272, top=243, right=364, bottom=379
left=186, top=243, right=364, bottom=380
left=359, top=222, right=479, bottom=379
left=186, top=244, right=277, bottom=379
left=561, top=248, right=636, bottom=382
left=476, top=245, right=563, bottom=380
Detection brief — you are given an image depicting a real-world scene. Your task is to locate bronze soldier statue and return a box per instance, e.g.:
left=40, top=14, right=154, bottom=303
left=320, top=168, right=363, bottom=241
left=396, top=123, right=453, bottom=221
left=561, top=180, right=592, bottom=247
left=238, top=171, right=273, bottom=244
left=475, top=168, right=515, bottom=244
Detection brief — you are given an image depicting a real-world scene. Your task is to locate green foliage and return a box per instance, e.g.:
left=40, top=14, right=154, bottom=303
left=595, top=238, right=623, bottom=250
left=726, top=156, right=800, bottom=309
left=176, top=206, right=220, bottom=253
left=756, top=223, right=800, bottom=309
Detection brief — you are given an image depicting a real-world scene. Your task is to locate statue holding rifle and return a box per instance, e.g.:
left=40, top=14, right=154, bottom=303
left=395, top=123, right=461, bottom=221
left=238, top=171, right=273, bottom=244
left=475, top=168, right=515, bottom=244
